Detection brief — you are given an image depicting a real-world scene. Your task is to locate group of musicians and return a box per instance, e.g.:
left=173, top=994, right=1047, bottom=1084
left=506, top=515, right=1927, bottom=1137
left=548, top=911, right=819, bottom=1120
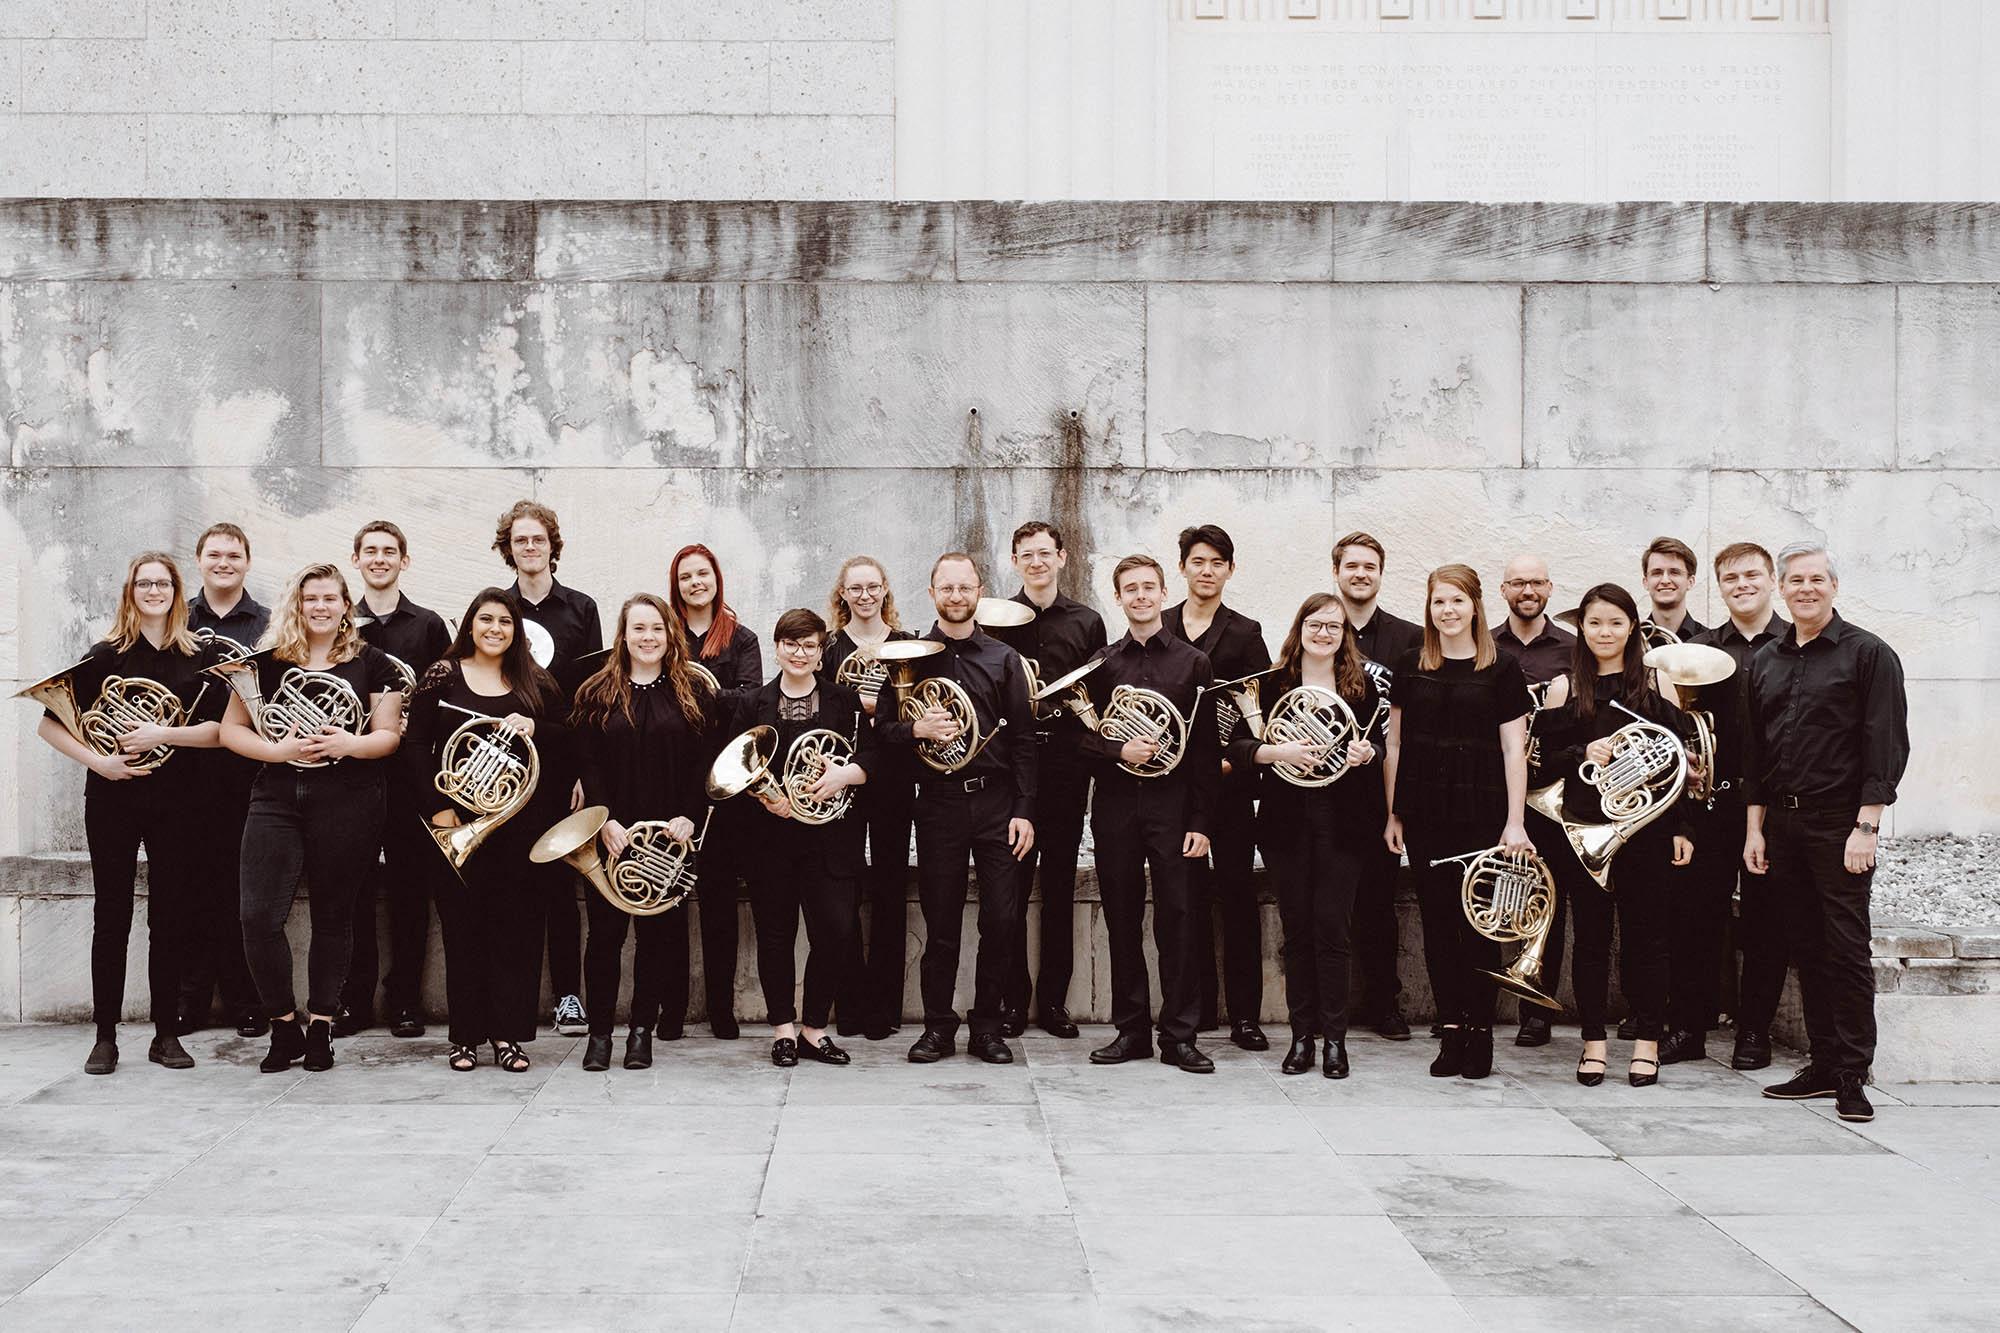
left=30, top=506, right=1909, bottom=1121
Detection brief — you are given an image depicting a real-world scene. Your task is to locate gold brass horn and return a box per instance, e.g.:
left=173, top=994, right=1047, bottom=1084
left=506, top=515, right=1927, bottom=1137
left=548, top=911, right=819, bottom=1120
left=531, top=804, right=707, bottom=917
left=1211, top=668, right=1276, bottom=744
left=1261, top=685, right=1388, bottom=788
left=873, top=638, right=945, bottom=718
left=427, top=701, right=541, bottom=876
left=783, top=725, right=857, bottom=825
left=707, top=725, right=788, bottom=806
left=1098, top=683, right=1204, bottom=779
left=689, top=661, right=721, bottom=693
left=16, top=659, right=187, bottom=772
left=1032, top=656, right=1104, bottom=731
left=973, top=597, right=1036, bottom=630
left=1643, top=641, right=1735, bottom=807
left=833, top=647, right=889, bottom=710
left=1435, top=845, right=1564, bottom=1011
left=194, top=627, right=253, bottom=665
left=904, top=674, right=1004, bottom=774
left=255, top=666, right=366, bottom=769
left=1524, top=699, right=1687, bottom=889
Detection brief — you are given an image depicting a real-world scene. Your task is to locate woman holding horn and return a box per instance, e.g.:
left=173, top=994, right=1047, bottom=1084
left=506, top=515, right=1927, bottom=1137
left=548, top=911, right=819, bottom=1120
left=569, top=593, right=713, bottom=1073
left=1383, top=564, right=1534, bottom=1081
left=404, top=588, right=568, bottom=1074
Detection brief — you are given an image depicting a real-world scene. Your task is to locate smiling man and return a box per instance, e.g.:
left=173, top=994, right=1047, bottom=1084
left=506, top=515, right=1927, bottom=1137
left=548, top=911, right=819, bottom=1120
left=1641, top=536, right=1708, bottom=642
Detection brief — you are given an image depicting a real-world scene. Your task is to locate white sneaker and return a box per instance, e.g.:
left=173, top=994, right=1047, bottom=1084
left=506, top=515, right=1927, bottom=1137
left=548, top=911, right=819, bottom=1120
left=554, top=994, right=588, bottom=1036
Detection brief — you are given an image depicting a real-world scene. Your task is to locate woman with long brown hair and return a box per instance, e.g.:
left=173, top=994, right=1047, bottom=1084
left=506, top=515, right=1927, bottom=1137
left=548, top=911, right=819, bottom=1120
left=1383, top=564, right=1533, bottom=1081
left=220, top=564, right=403, bottom=1074
left=570, top=593, right=713, bottom=1071
left=1228, top=592, right=1385, bottom=1080
left=35, top=552, right=225, bottom=1074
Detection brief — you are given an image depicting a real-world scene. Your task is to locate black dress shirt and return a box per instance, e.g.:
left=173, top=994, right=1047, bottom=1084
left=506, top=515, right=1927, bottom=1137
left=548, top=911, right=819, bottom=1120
left=1491, top=618, right=1576, bottom=687
left=1644, top=612, right=1709, bottom=643
left=514, top=577, right=603, bottom=691
left=1078, top=629, right=1220, bottom=837
left=875, top=625, right=1038, bottom=820
left=989, top=589, right=1109, bottom=738
left=1742, top=611, right=1909, bottom=810
left=358, top=591, right=452, bottom=684
left=685, top=621, right=763, bottom=693
left=1352, top=605, right=1423, bottom=674
left=188, top=589, right=270, bottom=653
left=1688, top=614, right=1784, bottom=791
left=1162, top=601, right=1269, bottom=790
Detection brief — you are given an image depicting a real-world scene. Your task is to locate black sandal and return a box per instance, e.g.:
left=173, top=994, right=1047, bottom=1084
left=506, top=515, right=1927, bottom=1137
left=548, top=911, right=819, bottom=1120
left=491, top=1040, right=531, bottom=1073
left=1629, top=1056, right=1660, bottom=1088
left=448, top=1044, right=478, bottom=1072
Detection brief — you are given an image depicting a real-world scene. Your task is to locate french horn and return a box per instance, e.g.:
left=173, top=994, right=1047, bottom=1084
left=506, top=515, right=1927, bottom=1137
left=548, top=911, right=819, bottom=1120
left=1260, top=685, right=1388, bottom=788
left=1642, top=641, right=1735, bottom=807
left=1525, top=698, right=1687, bottom=888
left=17, top=659, right=187, bottom=772
left=833, top=646, right=889, bottom=708
left=1032, top=657, right=1104, bottom=731
left=1210, top=668, right=1275, bottom=745
left=427, top=701, right=541, bottom=875
left=903, top=674, right=1002, bottom=774
left=1098, top=683, right=1204, bottom=779
left=1435, top=845, right=1564, bottom=1011
left=531, top=805, right=706, bottom=918
left=194, top=627, right=253, bottom=665
left=255, top=667, right=367, bottom=769
left=782, top=725, right=857, bottom=825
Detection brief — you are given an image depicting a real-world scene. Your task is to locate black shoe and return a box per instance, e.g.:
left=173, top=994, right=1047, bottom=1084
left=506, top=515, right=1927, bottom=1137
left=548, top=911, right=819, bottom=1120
left=1834, top=1070, right=1874, bottom=1122
left=907, top=1029, right=954, bottom=1064
left=582, top=1035, right=613, bottom=1072
left=1089, top=1031, right=1153, bottom=1065
left=1429, top=1027, right=1464, bottom=1078
left=1372, top=1008, right=1411, bottom=1041
left=260, top=1019, right=305, bottom=1073
left=863, top=1024, right=900, bottom=1041
left=771, top=1037, right=798, bottom=1068
left=1160, top=1040, right=1215, bottom=1074
left=1628, top=1056, right=1660, bottom=1088
left=1617, top=1015, right=1638, bottom=1041
left=656, top=1020, right=685, bottom=1042
left=1323, top=1039, right=1349, bottom=1080
left=968, top=1033, right=1014, bottom=1065
left=998, top=1007, right=1027, bottom=1039
left=1230, top=1020, right=1269, bottom=1052
left=711, top=1013, right=741, bottom=1041
left=1515, top=1013, right=1553, bottom=1048
left=1280, top=1036, right=1315, bottom=1075
left=147, top=1035, right=194, bottom=1070
left=1732, top=1028, right=1773, bottom=1071
left=801, top=1034, right=853, bottom=1066
left=330, top=1005, right=371, bottom=1039
left=1763, top=1064, right=1840, bottom=1100
left=235, top=1008, right=268, bottom=1039
left=1577, top=1051, right=1607, bottom=1087
left=389, top=1010, right=426, bottom=1039
left=302, top=1019, right=335, bottom=1072
left=1458, top=1027, right=1494, bottom=1081
left=624, top=1029, right=653, bottom=1070
left=1429, top=1022, right=1446, bottom=1039
left=85, top=1038, right=119, bottom=1075
left=1037, top=1009, right=1080, bottom=1039
left=1659, top=1028, right=1706, bottom=1065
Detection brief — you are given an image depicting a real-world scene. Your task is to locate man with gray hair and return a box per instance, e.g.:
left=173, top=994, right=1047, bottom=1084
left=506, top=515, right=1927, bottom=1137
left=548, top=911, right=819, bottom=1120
left=1743, top=543, right=1908, bottom=1123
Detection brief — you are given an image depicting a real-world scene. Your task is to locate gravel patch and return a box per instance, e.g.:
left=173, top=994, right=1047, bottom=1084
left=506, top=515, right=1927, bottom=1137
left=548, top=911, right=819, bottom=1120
left=1873, top=836, right=2000, bottom=930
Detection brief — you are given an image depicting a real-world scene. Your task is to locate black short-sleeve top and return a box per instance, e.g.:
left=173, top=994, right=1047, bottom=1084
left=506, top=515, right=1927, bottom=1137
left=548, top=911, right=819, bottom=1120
left=238, top=644, right=404, bottom=783
left=50, top=635, right=225, bottom=797
left=1390, top=650, right=1531, bottom=829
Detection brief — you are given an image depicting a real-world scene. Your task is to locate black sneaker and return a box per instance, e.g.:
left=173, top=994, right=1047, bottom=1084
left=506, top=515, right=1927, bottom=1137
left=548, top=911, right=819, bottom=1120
left=553, top=995, right=588, bottom=1037
left=389, top=1010, right=426, bottom=1039
left=147, top=1035, right=195, bottom=1069
left=1834, top=1070, right=1874, bottom=1122
left=1372, top=1007, right=1411, bottom=1041
left=1515, top=1013, right=1552, bottom=1047
left=1731, top=1028, right=1772, bottom=1071
left=1762, top=1064, right=1839, bottom=1100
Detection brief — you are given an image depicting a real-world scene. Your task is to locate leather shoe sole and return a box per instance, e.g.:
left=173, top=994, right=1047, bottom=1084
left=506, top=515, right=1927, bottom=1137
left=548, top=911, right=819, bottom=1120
left=1160, top=1046, right=1216, bottom=1074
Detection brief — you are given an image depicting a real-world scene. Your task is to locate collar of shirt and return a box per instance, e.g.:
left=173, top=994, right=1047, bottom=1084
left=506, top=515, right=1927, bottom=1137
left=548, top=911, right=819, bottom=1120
left=191, top=589, right=266, bottom=622
left=515, top=577, right=575, bottom=611
left=1776, top=609, right=1847, bottom=652
left=1011, top=588, right=1084, bottom=616
left=1493, top=619, right=1566, bottom=649
left=1714, top=616, right=1782, bottom=649
left=361, top=590, right=413, bottom=622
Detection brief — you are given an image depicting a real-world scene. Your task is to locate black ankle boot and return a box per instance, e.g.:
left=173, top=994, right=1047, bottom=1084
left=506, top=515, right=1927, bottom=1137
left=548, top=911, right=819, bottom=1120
left=1459, top=1026, right=1494, bottom=1080
left=302, top=1019, right=335, bottom=1072
left=1323, top=1039, right=1350, bottom=1080
left=1429, top=1027, right=1464, bottom=1078
left=261, top=1018, right=306, bottom=1073
left=582, top=1034, right=613, bottom=1072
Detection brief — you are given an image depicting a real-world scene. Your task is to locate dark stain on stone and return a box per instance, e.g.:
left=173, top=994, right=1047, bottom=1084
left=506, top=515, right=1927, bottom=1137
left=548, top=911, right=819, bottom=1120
left=1052, top=407, right=1092, bottom=602
left=956, top=407, right=991, bottom=560
left=796, top=204, right=847, bottom=283
left=492, top=203, right=539, bottom=283
left=292, top=205, right=321, bottom=282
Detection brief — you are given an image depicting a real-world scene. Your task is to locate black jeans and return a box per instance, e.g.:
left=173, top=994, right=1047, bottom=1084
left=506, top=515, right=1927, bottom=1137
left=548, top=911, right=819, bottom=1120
left=84, top=784, right=198, bottom=1040
left=1766, top=804, right=1877, bottom=1075
left=1191, top=786, right=1263, bottom=1028
left=582, top=883, right=675, bottom=1037
left=181, top=762, right=259, bottom=1019
left=1261, top=804, right=1361, bottom=1041
left=914, top=780, right=1020, bottom=1039
left=692, top=807, right=749, bottom=1024
left=750, top=839, right=857, bottom=1029
left=341, top=787, right=441, bottom=1018
left=1351, top=835, right=1404, bottom=1019
left=1091, top=777, right=1203, bottom=1046
left=836, top=778, right=914, bottom=1031
left=238, top=767, right=385, bottom=1019
left=1006, top=735, right=1090, bottom=1018
left=1570, top=840, right=1674, bottom=1042
left=1672, top=798, right=1788, bottom=1035
left=436, top=838, right=547, bottom=1046
left=1404, top=819, right=1502, bottom=1027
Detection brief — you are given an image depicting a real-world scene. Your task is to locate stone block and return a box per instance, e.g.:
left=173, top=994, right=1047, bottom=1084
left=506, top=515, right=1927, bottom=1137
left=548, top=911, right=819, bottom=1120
left=1335, top=204, right=1705, bottom=284
left=534, top=202, right=953, bottom=283
left=644, top=0, right=893, bottom=42
left=272, top=115, right=398, bottom=198
left=958, top=203, right=1333, bottom=284
left=0, top=43, right=18, bottom=112
left=392, top=0, right=490, bottom=39
left=522, top=41, right=768, bottom=116
left=487, top=0, right=644, bottom=40
left=397, top=115, right=646, bottom=201
left=322, top=283, right=744, bottom=468
left=1872, top=959, right=1903, bottom=993
left=1710, top=204, right=2000, bottom=284
left=270, top=0, right=396, bottom=40
left=272, top=40, right=521, bottom=115
left=769, top=41, right=895, bottom=116
left=744, top=284, right=1143, bottom=468
left=144, top=115, right=278, bottom=197
left=1146, top=284, right=1521, bottom=470
left=1949, top=928, right=2000, bottom=959
left=1897, top=285, right=2000, bottom=468
left=0, top=115, right=148, bottom=196
left=0, top=2, right=147, bottom=38
left=1709, top=471, right=2000, bottom=684
left=645, top=114, right=893, bottom=200
left=0, top=281, right=322, bottom=468
left=0, top=894, right=19, bottom=1021
left=1524, top=285, right=1896, bottom=470
left=1870, top=994, right=2000, bottom=1083
left=1872, top=927, right=1954, bottom=960
left=21, top=39, right=271, bottom=114
left=1899, top=960, right=2000, bottom=997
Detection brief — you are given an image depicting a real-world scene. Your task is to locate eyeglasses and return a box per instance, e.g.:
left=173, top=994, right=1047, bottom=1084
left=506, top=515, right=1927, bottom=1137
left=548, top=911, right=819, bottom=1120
left=776, top=640, right=822, bottom=656
left=1500, top=579, right=1551, bottom=592
left=843, top=583, right=885, bottom=597
left=511, top=535, right=550, bottom=549
left=1302, top=620, right=1344, bottom=638
left=132, top=579, right=173, bottom=593
left=933, top=585, right=979, bottom=598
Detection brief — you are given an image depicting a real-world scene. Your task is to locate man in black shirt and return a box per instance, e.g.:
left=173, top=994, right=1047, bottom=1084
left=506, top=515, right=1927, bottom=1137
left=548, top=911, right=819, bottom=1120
left=494, top=498, right=604, bottom=1036
left=1745, top=544, right=1909, bottom=1124
left=1084, top=555, right=1221, bottom=1074
left=1642, top=536, right=1709, bottom=642
left=181, top=521, right=270, bottom=1038
left=1333, top=531, right=1423, bottom=1039
left=338, top=520, right=453, bottom=1040
left=878, top=553, right=1038, bottom=1065
left=989, top=521, right=1106, bottom=1039
left=1664, top=541, right=1788, bottom=1070
left=1162, top=524, right=1271, bottom=1052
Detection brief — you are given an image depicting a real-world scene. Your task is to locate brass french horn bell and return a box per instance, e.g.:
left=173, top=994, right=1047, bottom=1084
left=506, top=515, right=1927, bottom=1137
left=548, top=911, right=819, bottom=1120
left=1032, top=656, right=1105, bottom=731
left=1643, top=641, right=1735, bottom=805
left=972, top=597, right=1035, bottom=629
left=707, top=725, right=788, bottom=805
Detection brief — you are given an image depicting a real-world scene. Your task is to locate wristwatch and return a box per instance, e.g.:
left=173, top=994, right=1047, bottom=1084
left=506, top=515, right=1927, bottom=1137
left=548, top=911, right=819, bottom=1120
left=1855, top=821, right=1879, bottom=835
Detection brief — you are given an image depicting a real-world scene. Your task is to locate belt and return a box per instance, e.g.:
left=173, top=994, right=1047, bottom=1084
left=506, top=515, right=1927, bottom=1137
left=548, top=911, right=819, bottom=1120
left=1772, top=794, right=1854, bottom=813
left=922, top=775, right=990, bottom=796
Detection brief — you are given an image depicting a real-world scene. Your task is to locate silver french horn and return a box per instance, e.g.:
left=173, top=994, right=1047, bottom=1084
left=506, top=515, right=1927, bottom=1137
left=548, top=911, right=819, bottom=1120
left=1260, top=685, right=1388, bottom=788
left=1097, top=683, right=1205, bottom=779
left=427, top=701, right=541, bottom=874
left=782, top=725, right=857, bottom=825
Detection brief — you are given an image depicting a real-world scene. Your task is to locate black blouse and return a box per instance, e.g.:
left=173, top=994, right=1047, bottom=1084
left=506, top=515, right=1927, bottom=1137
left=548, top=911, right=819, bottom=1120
left=403, top=660, right=572, bottom=862
left=686, top=620, right=763, bottom=692
left=1390, top=650, right=1531, bottom=828
left=574, top=676, right=710, bottom=829
left=51, top=635, right=225, bottom=796
left=235, top=644, right=403, bottom=783
left=724, top=676, right=878, bottom=868
left=1226, top=667, right=1386, bottom=837
left=1536, top=671, right=1696, bottom=844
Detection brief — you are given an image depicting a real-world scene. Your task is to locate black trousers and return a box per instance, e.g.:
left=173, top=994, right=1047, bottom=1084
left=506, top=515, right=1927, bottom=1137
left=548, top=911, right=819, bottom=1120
left=1672, top=798, right=1788, bottom=1035
left=1404, top=819, right=1502, bottom=1026
left=1091, top=779, right=1202, bottom=1046
left=693, top=810, right=748, bottom=1024
left=1766, top=804, right=1877, bottom=1076
left=436, top=840, right=547, bottom=1046
left=914, top=780, right=1020, bottom=1039
left=750, top=840, right=857, bottom=1029
left=836, top=780, right=914, bottom=1031
left=1351, top=830, right=1403, bottom=1019
left=1006, top=736, right=1090, bottom=1018
left=540, top=854, right=583, bottom=1005
left=181, top=767, right=259, bottom=1019
left=83, top=785, right=198, bottom=1040
left=1191, top=786, right=1263, bottom=1028
left=238, top=769, right=385, bottom=1019
left=582, top=884, right=674, bottom=1037
left=1569, top=840, right=1674, bottom=1042
left=1261, top=803, right=1361, bottom=1041
left=341, top=789, right=441, bottom=1018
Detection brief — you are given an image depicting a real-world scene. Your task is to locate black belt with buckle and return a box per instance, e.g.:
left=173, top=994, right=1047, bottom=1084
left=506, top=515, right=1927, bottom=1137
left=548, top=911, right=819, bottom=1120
left=1775, top=794, right=1854, bottom=813
left=924, top=775, right=989, bottom=796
